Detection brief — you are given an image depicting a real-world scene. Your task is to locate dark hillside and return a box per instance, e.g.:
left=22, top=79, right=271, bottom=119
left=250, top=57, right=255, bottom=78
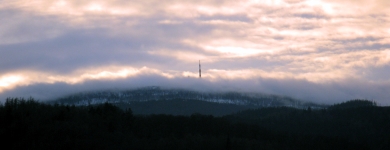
left=113, top=99, right=253, bottom=116
left=1, top=98, right=388, bottom=149
left=225, top=103, right=390, bottom=149
left=328, top=99, right=377, bottom=109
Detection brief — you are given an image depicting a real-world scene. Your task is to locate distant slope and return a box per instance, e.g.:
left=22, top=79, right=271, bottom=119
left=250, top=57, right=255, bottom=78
left=113, top=99, right=253, bottom=116
left=48, top=86, right=326, bottom=115
left=4, top=98, right=388, bottom=149
left=328, top=99, right=377, bottom=109
left=223, top=103, right=390, bottom=149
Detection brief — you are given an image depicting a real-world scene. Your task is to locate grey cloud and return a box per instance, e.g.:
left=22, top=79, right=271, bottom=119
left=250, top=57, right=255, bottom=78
left=199, top=56, right=288, bottom=71
left=0, top=29, right=155, bottom=73
left=196, top=14, right=252, bottom=23
left=0, top=9, right=65, bottom=45
left=294, top=13, right=328, bottom=20
left=0, top=13, right=220, bottom=74
left=363, top=64, right=390, bottom=81
left=349, top=43, right=390, bottom=51
left=330, top=37, right=390, bottom=51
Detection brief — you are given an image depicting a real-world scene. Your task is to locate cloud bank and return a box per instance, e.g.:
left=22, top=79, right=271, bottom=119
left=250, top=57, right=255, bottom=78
left=1, top=0, right=389, bottom=105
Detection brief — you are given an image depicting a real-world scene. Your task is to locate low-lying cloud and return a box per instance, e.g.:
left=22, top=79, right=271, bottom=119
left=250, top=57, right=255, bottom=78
left=1, top=67, right=389, bottom=105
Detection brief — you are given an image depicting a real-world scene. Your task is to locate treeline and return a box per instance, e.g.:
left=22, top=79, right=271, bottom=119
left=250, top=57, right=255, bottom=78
left=54, top=87, right=318, bottom=108
left=0, top=98, right=389, bottom=149
left=113, top=99, right=252, bottom=116
left=0, top=98, right=133, bottom=149
left=225, top=99, right=390, bottom=149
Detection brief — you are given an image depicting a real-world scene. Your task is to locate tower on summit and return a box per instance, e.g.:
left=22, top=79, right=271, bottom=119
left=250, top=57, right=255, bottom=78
left=199, top=60, right=201, bottom=78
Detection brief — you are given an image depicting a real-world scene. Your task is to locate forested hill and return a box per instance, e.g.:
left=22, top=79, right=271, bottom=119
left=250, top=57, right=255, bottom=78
left=50, top=86, right=324, bottom=108
left=112, top=99, right=253, bottom=116
left=1, top=98, right=389, bottom=149
left=224, top=99, right=389, bottom=149
left=48, top=87, right=326, bottom=116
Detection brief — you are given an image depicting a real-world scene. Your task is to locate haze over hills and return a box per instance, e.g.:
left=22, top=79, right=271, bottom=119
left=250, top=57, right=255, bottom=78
left=49, top=86, right=326, bottom=116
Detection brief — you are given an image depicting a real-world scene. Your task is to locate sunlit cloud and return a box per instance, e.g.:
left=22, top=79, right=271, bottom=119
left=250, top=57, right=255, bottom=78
left=0, top=64, right=360, bottom=94
left=0, top=66, right=156, bottom=93
left=204, top=46, right=263, bottom=57
left=0, top=75, right=26, bottom=92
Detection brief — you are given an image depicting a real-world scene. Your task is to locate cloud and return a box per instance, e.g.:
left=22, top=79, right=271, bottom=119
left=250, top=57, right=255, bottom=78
left=1, top=0, right=390, bottom=105
left=1, top=71, right=390, bottom=105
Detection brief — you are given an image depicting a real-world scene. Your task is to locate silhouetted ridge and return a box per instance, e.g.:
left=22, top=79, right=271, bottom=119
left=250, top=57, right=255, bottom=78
left=3, top=98, right=386, bottom=149
left=329, top=99, right=377, bottom=109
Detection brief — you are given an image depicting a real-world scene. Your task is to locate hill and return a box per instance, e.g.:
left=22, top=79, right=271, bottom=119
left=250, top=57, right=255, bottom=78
left=112, top=99, right=252, bottom=116
left=48, top=86, right=325, bottom=116
left=224, top=102, right=390, bottom=149
left=2, top=98, right=389, bottom=149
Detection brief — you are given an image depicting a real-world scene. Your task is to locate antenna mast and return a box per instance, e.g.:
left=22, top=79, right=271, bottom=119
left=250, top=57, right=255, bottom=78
left=199, top=60, right=201, bottom=78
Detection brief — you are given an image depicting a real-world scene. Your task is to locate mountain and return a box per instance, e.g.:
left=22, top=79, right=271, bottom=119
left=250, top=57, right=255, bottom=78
left=48, top=86, right=326, bottom=116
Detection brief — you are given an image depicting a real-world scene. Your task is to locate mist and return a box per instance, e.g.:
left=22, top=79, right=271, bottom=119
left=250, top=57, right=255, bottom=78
left=1, top=74, right=389, bottom=105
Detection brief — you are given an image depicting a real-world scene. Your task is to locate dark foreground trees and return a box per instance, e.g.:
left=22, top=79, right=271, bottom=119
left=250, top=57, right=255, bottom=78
left=1, top=98, right=389, bottom=149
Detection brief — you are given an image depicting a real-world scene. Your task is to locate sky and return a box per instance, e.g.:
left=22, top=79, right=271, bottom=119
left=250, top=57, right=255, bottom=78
left=1, top=0, right=390, bottom=105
